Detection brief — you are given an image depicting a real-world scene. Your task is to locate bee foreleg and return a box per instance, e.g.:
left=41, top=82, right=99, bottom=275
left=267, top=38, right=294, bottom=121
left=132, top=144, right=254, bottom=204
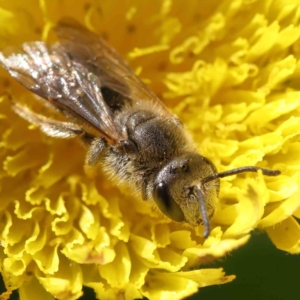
left=141, top=170, right=155, bottom=201
left=13, top=102, right=83, bottom=138
left=86, top=137, right=107, bottom=166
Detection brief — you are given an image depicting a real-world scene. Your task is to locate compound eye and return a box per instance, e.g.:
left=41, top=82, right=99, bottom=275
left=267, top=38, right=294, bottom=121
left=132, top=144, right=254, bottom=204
left=153, top=182, right=185, bottom=222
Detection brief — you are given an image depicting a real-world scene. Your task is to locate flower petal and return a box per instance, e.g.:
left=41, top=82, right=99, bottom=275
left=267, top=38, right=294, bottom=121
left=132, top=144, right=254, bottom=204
left=266, top=217, right=300, bottom=253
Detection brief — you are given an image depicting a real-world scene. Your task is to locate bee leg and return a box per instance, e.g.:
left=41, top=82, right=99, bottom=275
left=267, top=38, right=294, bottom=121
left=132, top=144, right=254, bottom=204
left=141, top=180, right=148, bottom=200
left=141, top=170, right=155, bottom=201
left=13, top=102, right=83, bottom=138
left=86, top=137, right=107, bottom=166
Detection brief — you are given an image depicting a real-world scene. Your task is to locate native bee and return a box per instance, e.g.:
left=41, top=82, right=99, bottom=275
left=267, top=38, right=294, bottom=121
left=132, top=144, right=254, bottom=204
left=0, top=20, right=280, bottom=238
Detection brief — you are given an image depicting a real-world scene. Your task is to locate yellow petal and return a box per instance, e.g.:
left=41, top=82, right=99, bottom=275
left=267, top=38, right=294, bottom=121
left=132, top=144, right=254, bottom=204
left=142, top=268, right=234, bottom=300
left=19, top=277, right=55, bottom=300
left=259, top=190, right=300, bottom=228
left=266, top=217, right=300, bottom=254
left=99, top=242, right=131, bottom=288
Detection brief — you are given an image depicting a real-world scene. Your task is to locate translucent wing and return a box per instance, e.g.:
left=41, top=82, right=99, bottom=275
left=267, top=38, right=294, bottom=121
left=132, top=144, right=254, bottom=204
left=0, top=42, right=124, bottom=144
left=55, top=19, right=170, bottom=113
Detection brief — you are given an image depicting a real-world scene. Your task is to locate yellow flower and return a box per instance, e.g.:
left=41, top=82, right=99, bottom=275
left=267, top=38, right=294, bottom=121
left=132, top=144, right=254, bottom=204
left=0, top=0, right=299, bottom=299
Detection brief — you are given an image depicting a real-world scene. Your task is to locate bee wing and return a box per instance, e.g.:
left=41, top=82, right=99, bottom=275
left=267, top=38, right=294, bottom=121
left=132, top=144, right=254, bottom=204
left=0, top=42, right=124, bottom=144
left=55, top=19, right=170, bottom=113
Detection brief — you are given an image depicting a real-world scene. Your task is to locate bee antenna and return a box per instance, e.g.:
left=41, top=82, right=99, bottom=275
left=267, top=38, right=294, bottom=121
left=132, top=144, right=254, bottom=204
left=193, top=187, right=210, bottom=239
left=202, top=166, right=281, bottom=185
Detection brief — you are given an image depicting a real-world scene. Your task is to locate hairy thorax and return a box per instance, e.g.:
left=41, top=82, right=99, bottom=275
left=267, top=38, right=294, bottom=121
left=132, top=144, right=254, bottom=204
left=102, top=103, right=197, bottom=199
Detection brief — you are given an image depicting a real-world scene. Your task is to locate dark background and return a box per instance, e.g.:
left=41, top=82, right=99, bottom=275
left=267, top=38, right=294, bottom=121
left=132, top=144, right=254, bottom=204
left=2, top=231, right=300, bottom=300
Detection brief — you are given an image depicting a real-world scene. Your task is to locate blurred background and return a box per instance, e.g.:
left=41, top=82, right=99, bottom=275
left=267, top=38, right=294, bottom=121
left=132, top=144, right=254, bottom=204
left=2, top=231, right=299, bottom=300
left=189, top=231, right=300, bottom=300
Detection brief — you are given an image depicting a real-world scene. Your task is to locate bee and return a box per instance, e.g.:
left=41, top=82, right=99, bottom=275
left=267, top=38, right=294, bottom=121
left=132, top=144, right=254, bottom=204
left=0, top=19, right=280, bottom=238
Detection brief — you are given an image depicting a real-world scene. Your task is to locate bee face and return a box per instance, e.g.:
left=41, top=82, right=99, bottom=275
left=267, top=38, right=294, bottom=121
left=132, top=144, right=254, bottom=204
left=153, top=153, right=220, bottom=226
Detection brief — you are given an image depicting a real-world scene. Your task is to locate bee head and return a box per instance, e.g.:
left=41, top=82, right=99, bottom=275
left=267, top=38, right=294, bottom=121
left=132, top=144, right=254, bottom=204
left=153, top=152, right=281, bottom=238
left=152, top=153, right=220, bottom=238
